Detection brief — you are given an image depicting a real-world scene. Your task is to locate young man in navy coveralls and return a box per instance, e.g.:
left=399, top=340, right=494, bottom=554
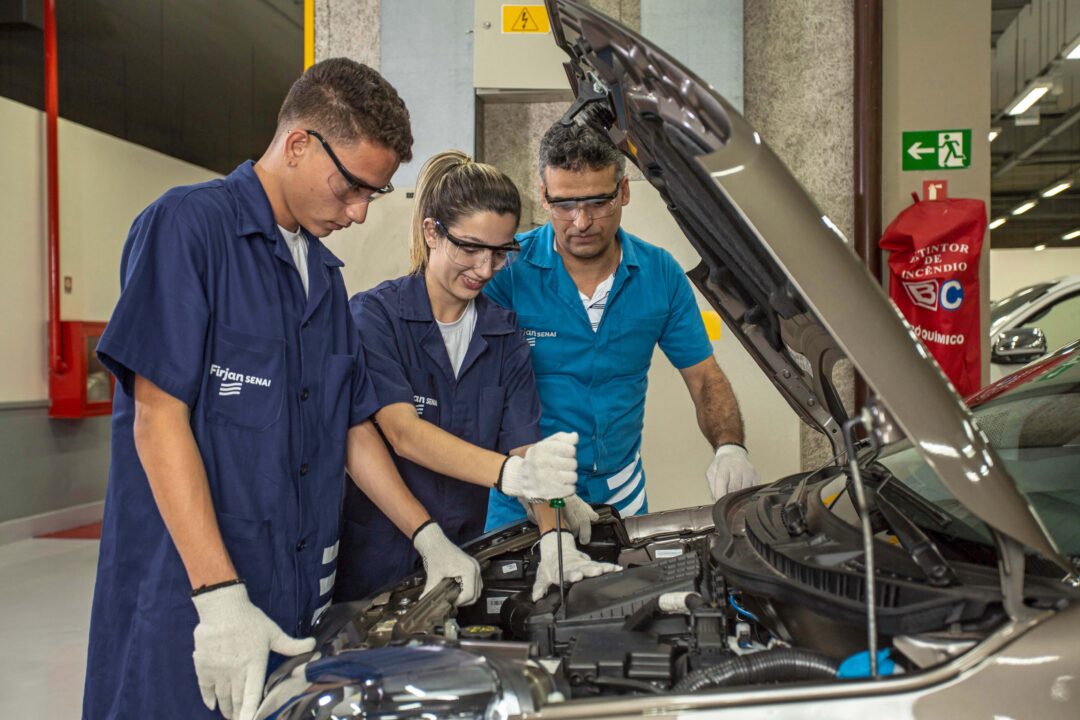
left=83, top=60, right=481, bottom=720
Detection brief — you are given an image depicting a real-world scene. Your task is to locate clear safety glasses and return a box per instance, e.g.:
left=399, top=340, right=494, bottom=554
left=306, top=129, right=394, bottom=205
left=434, top=220, right=520, bottom=271
left=544, top=185, right=621, bottom=221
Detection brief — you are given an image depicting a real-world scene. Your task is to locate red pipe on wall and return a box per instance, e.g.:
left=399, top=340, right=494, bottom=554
left=45, top=0, right=66, bottom=375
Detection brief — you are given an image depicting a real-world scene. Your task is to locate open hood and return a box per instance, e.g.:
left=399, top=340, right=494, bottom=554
left=544, top=0, right=1070, bottom=574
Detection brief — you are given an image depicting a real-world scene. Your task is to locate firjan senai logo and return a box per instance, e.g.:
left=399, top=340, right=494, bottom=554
left=210, top=364, right=273, bottom=398
left=523, top=328, right=557, bottom=347
left=413, top=394, right=438, bottom=417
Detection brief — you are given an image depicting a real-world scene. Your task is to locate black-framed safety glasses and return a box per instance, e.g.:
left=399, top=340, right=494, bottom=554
left=434, top=220, right=520, bottom=270
left=543, top=184, right=622, bottom=221
left=305, top=129, right=394, bottom=204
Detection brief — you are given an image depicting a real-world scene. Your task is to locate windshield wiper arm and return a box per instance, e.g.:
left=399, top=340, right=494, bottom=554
left=865, top=483, right=959, bottom=587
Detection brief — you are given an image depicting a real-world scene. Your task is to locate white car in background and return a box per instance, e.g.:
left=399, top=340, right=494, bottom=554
left=990, top=275, right=1080, bottom=383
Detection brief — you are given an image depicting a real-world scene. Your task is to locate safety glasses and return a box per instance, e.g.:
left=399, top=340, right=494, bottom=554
left=434, top=220, right=520, bottom=271
left=306, top=129, right=394, bottom=205
left=543, top=184, right=622, bottom=221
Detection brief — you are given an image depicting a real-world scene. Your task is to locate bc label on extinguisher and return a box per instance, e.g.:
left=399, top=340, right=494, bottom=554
left=880, top=198, right=986, bottom=396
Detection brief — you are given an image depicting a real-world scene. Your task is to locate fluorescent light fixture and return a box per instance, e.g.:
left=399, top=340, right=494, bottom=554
left=1005, top=78, right=1052, bottom=116
left=1011, top=200, right=1038, bottom=215
left=1041, top=180, right=1073, bottom=197
left=1066, top=35, right=1080, bottom=59
left=1063, top=229, right=1080, bottom=240
left=988, top=127, right=1001, bottom=142
left=1033, top=244, right=1047, bottom=252
left=988, top=217, right=1008, bottom=230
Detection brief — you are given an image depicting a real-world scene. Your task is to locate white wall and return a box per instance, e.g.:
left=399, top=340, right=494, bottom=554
left=622, top=181, right=803, bottom=512
left=1, top=96, right=219, bottom=403
left=989, top=247, right=1080, bottom=300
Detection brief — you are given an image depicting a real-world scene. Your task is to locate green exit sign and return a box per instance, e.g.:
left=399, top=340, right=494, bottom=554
left=902, top=129, right=971, bottom=171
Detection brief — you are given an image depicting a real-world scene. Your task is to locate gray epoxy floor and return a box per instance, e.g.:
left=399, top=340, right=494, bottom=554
left=0, top=538, right=98, bottom=717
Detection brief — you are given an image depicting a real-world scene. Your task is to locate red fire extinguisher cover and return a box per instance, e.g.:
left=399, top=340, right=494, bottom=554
left=879, top=198, right=986, bottom=397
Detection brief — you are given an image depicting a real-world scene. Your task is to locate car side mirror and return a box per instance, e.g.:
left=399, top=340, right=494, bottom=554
left=991, top=327, right=1048, bottom=365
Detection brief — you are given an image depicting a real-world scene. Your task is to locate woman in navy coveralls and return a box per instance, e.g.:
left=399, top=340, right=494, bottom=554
left=336, top=151, right=619, bottom=604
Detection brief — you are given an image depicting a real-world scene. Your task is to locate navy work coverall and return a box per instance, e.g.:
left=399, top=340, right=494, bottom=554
left=83, top=162, right=379, bottom=719
left=334, top=274, right=541, bottom=602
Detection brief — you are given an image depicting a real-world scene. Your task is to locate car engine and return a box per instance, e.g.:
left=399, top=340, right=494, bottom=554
left=259, top=477, right=1042, bottom=720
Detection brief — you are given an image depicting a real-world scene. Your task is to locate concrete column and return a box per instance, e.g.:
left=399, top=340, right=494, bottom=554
left=314, top=0, right=380, bottom=68
left=744, top=0, right=856, bottom=470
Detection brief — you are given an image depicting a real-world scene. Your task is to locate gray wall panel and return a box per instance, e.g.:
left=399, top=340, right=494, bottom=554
left=641, top=0, right=743, bottom=112
left=380, top=0, right=475, bottom=187
left=0, top=406, right=110, bottom=524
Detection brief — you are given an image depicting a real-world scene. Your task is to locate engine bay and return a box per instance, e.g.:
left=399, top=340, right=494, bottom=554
left=261, top=475, right=1068, bottom=719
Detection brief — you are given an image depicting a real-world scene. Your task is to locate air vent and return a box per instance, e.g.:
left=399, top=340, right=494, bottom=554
left=747, top=526, right=903, bottom=609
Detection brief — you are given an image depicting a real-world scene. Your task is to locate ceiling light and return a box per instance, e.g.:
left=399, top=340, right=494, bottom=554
left=1063, top=229, right=1080, bottom=240
left=1004, top=78, right=1052, bottom=116
left=1011, top=200, right=1038, bottom=215
left=988, top=217, right=1008, bottom=230
left=1033, top=244, right=1047, bottom=252
left=988, top=127, right=1001, bottom=142
left=1041, top=180, right=1073, bottom=197
left=1066, top=35, right=1080, bottom=59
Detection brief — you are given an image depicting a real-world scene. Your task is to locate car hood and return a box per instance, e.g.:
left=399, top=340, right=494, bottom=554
left=544, top=0, right=1069, bottom=573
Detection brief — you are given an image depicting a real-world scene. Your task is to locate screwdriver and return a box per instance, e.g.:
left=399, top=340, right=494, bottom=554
left=550, top=497, right=566, bottom=617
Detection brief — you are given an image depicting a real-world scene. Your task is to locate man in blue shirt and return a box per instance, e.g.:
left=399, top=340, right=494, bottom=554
left=485, top=121, right=759, bottom=533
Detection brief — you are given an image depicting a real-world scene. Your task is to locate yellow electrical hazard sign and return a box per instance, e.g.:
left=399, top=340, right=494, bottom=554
left=502, top=5, right=550, bottom=33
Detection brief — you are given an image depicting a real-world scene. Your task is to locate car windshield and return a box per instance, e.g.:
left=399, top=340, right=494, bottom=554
left=989, top=282, right=1054, bottom=333
left=871, top=350, right=1080, bottom=562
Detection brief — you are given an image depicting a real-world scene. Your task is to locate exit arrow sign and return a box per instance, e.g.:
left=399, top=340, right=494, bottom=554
left=902, top=129, right=971, bottom=171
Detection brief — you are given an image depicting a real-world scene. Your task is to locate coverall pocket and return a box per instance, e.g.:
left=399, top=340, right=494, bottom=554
left=610, top=314, right=667, bottom=373
left=514, top=314, right=573, bottom=375
left=217, top=512, right=273, bottom=596
left=403, top=365, right=441, bottom=426
left=476, top=385, right=506, bottom=450
left=321, top=353, right=357, bottom=435
left=206, top=323, right=285, bottom=432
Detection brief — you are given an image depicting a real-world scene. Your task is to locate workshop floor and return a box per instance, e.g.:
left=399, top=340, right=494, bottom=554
left=0, top=537, right=99, bottom=717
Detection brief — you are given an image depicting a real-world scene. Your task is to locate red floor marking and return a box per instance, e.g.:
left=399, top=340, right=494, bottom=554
left=38, top=522, right=102, bottom=540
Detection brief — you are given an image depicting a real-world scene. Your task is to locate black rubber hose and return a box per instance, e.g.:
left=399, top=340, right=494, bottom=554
left=589, top=676, right=664, bottom=695
left=673, top=648, right=840, bottom=692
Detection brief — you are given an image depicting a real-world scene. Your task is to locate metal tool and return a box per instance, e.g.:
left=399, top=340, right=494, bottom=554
left=550, top=497, right=566, bottom=617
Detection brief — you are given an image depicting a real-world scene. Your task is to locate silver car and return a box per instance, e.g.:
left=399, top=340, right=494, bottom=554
left=990, top=275, right=1080, bottom=383
left=258, top=2, right=1080, bottom=717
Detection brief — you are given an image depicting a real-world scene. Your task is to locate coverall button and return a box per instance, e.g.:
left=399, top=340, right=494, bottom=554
left=300, top=388, right=310, bottom=401
left=295, top=539, right=307, bottom=552
left=299, top=463, right=309, bottom=476
left=302, top=320, right=311, bottom=329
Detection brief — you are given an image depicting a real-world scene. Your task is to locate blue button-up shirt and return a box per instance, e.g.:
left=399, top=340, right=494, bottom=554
left=84, top=161, right=379, bottom=719
left=484, top=224, right=713, bottom=529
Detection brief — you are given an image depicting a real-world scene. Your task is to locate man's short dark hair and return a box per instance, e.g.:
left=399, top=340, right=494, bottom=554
left=278, top=58, right=413, bottom=162
left=538, top=121, right=625, bottom=183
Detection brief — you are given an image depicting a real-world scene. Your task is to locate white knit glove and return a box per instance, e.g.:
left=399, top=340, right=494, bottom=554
left=706, top=443, right=760, bottom=499
left=532, top=530, right=621, bottom=601
left=412, top=522, right=482, bottom=607
left=191, top=583, right=316, bottom=720
left=522, top=494, right=599, bottom=544
left=499, top=432, right=579, bottom=500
